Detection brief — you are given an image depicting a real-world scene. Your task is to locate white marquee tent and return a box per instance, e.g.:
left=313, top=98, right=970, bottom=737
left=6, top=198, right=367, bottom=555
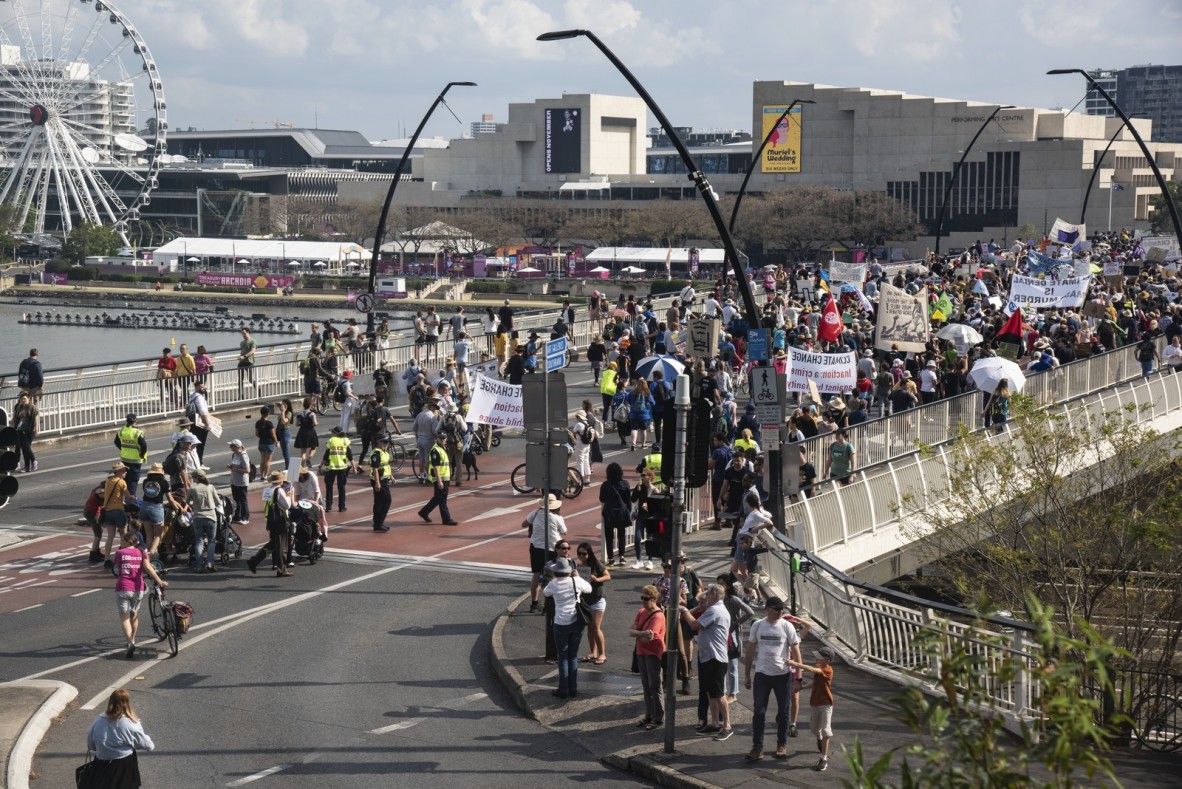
left=154, top=238, right=371, bottom=274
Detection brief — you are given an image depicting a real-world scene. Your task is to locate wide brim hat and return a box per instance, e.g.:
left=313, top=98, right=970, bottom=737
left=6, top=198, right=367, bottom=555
left=543, top=494, right=563, bottom=510
left=147, top=462, right=165, bottom=474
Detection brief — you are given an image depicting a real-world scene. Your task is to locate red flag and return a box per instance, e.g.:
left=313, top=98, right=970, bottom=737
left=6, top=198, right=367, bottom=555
left=997, top=307, right=1025, bottom=340
left=818, top=293, right=845, bottom=343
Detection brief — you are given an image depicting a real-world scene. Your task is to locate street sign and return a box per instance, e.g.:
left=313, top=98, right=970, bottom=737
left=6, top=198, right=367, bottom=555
left=354, top=293, right=375, bottom=313
left=747, top=329, right=769, bottom=362
left=750, top=366, right=783, bottom=426
left=546, top=352, right=567, bottom=373
left=546, top=337, right=567, bottom=356
left=522, top=374, right=567, bottom=429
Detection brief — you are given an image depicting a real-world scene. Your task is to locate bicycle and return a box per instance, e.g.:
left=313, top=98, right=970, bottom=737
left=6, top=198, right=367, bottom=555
left=388, top=441, right=408, bottom=473
left=319, top=377, right=343, bottom=413
left=510, top=462, right=584, bottom=499
left=1132, top=691, right=1182, bottom=752
left=146, top=565, right=180, bottom=658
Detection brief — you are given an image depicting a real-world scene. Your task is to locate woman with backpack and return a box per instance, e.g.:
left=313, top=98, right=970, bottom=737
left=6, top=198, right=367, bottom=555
left=293, top=398, right=320, bottom=465
left=571, top=410, right=595, bottom=484
left=628, top=378, right=655, bottom=451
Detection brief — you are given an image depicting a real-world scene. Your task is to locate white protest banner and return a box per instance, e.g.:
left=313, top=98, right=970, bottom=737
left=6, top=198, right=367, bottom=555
left=784, top=347, right=856, bottom=395
left=828, top=260, right=867, bottom=284
left=1141, top=235, right=1180, bottom=261
left=687, top=316, right=719, bottom=358
left=875, top=283, right=929, bottom=352
left=468, top=373, right=523, bottom=428
left=1007, top=275, right=1090, bottom=309
left=464, top=360, right=500, bottom=395
left=1102, top=259, right=1121, bottom=277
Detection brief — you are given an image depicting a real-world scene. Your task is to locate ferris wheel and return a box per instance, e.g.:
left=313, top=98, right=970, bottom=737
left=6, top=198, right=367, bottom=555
left=0, top=0, right=166, bottom=236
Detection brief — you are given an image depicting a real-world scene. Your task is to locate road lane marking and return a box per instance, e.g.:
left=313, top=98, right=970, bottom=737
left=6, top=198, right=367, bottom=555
left=368, top=691, right=488, bottom=734
left=71, top=588, right=102, bottom=597
left=13, top=604, right=43, bottom=612
left=368, top=717, right=425, bottom=734
left=225, top=764, right=292, bottom=786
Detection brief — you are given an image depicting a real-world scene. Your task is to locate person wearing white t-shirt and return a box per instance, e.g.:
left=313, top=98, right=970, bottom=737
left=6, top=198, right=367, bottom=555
left=1163, top=335, right=1182, bottom=373
left=743, top=597, right=802, bottom=761
left=704, top=296, right=721, bottom=318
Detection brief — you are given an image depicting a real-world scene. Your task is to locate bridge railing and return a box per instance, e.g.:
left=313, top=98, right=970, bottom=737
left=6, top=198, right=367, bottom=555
left=760, top=531, right=1042, bottom=731
left=0, top=292, right=693, bottom=435
left=790, top=357, right=1182, bottom=556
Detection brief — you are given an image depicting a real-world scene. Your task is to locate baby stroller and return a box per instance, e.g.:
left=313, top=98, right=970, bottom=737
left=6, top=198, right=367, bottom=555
left=289, top=500, right=325, bottom=565
left=216, top=494, right=243, bottom=567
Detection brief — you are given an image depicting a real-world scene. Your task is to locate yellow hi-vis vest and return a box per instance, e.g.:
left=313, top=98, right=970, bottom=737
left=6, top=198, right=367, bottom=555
left=600, top=368, right=618, bottom=396
left=428, top=443, right=451, bottom=483
left=370, top=449, right=392, bottom=481
left=118, top=426, right=145, bottom=463
left=325, top=435, right=350, bottom=471
left=643, top=452, right=662, bottom=480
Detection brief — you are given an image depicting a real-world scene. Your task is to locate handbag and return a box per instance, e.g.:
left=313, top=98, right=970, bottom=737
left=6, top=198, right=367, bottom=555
left=631, top=610, right=659, bottom=673
left=75, top=750, right=95, bottom=788
left=572, top=578, right=593, bottom=627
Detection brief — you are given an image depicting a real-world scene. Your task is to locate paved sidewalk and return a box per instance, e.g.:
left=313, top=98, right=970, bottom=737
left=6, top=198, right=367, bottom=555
left=0, top=680, right=76, bottom=789
left=488, top=528, right=1182, bottom=788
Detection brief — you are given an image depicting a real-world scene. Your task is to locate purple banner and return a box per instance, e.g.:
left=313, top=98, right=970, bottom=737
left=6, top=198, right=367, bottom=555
left=196, top=273, right=295, bottom=288
left=41, top=272, right=68, bottom=285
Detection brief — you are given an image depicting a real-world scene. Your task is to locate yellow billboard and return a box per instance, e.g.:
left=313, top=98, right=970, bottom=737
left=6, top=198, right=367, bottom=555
left=761, top=104, right=802, bottom=173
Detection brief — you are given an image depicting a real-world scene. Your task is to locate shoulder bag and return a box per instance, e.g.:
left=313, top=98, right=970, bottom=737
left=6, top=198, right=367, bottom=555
left=572, top=577, right=593, bottom=627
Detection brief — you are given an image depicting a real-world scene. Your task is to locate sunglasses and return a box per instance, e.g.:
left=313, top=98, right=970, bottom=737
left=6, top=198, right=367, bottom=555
left=640, top=596, right=653, bottom=602
left=556, top=545, right=571, bottom=551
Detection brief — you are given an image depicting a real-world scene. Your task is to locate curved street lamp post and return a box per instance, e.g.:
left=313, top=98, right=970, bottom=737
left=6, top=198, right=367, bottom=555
left=1079, top=114, right=1148, bottom=227
left=933, top=105, right=1013, bottom=255
left=366, top=81, right=477, bottom=346
left=1049, top=69, right=1182, bottom=247
left=538, top=28, right=771, bottom=756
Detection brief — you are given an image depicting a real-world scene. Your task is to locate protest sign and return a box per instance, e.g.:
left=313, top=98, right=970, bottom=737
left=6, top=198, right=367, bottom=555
left=1007, top=275, right=1089, bottom=309
left=687, top=316, right=719, bottom=358
left=827, top=260, right=866, bottom=284
left=875, top=283, right=929, bottom=352
left=784, top=347, right=856, bottom=395
left=464, top=360, right=500, bottom=395
left=467, top=373, right=523, bottom=428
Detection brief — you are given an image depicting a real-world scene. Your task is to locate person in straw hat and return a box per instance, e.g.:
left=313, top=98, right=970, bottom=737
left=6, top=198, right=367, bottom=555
left=523, top=493, right=567, bottom=614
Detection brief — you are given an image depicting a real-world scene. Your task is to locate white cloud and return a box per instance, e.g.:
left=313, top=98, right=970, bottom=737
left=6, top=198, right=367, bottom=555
left=564, top=0, right=642, bottom=36
left=846, top=0, right=962, bottom=62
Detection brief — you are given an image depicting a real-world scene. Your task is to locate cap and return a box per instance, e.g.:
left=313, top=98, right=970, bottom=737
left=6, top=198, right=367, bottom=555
left=125, top=413, right=137, bottom=423
left=228, top=439, right=244, bottom=448
left=343, top=370, right=353, bottom=378
left=550, top=557, right=575, bottom=574
left=925, top=360, right=938, bottom=368
left=765, top=596, right=785, bottom=611
left=863, top=349, right=873, bottom=357
left=331, top=425, right=344, bottom=434
left=651, top=442, right=661, bottom=451
left=892, top=359, right=904, bottom=367
left=379, top=360, right=389, bottom=366
left=814, top=647, right=835, bottom=662
left=180, top=434, right=201, bottom=444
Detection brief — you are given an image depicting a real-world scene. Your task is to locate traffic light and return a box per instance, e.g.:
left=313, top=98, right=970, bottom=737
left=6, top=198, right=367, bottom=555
left=660, top=399, right=713, bottom=488
left=0, top=408, right=17, bottom=509
left=647, top=492, right=674, bottom=559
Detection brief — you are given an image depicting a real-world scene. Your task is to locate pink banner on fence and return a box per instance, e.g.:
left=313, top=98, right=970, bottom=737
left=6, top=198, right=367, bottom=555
left=196, top=273, right=295, bottom=288
left=41, top=272, right=68, bottom=285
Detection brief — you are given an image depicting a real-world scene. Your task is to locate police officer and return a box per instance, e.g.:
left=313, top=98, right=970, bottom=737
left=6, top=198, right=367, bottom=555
left=417, top=429, right=457, bottom=525
left=114, top=413, right=148, bottom=496
left=370, top=433, right=393, bottom=532
left=636, top=441, right=663, bottom=482
left=320, top=425, right=352, bottom=513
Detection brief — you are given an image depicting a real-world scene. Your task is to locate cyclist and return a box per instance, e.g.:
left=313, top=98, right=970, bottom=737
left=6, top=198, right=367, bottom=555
left=112, top=530, right=167, bottom=659
left=300, top=348, right=329, bottom=411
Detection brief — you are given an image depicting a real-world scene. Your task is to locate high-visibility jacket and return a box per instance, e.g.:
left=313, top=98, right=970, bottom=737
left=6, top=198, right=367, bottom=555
left=117, top=426, right=146, bottom=464
left=641, top=452, right=662, bottom=480
left=428, top=442, right=451, bottom=483
left=600, top=368, right=618, bottom=396
left=370, top=449, right=392, bottom=481
left=325, top=435, right=350, bottom=471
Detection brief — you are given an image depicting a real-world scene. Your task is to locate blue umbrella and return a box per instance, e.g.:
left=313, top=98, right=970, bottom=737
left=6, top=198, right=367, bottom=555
left=634, top=355, right=685, bottom=382
left=839, top=282, right=859, bottom=294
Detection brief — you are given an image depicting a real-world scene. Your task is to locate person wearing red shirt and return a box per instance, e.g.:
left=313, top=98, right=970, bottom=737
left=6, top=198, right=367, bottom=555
left=629, top=584, right=666, bottom=730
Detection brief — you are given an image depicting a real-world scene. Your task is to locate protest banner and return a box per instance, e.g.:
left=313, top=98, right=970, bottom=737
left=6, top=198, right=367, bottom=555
left=784, top=347, right=856, bottom=395
left=827, top=260, right=866, bottom=284
left=687, top=316, right=719, bottom=358
left=1082, top=300, right=1109, bottom=319
left=467, top=373, right=523, bottom=428
left=1007, top=275, right=1090, bottom=309
left=464, top=360, right=500, bottom=396
left=875, top=283, right=929, bottom=352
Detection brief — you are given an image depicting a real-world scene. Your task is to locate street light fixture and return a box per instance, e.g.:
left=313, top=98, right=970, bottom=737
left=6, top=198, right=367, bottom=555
left=1079, top=113, right=1148, bottom=226
left=1048, top=68, right=1182, bottom=247
left=728, top=99, right=815, bottom=233
left=366, top=81, right=477, bottom=347
left=933, top=105, right=1013, bottom=255
left=536, top=28, right=758, bottom=323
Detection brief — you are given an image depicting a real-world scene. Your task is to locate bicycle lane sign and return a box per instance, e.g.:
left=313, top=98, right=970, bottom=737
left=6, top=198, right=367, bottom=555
left=749, top=366, right=783, bottom=427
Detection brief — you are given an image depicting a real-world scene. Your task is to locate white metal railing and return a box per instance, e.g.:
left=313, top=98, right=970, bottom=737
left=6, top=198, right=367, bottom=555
left=791, top=367, right=1182, bottom=556
left=0, top=291, right=696, bottom=435
left=759, top=544, right=1041, bottom=729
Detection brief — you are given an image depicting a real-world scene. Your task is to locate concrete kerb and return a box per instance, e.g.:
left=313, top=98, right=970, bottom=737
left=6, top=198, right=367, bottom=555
left=2, top=680, right=77, bottom=789
left=489, top=591, right=538, bottom=722
left=601, top=747, right=720, bottom=789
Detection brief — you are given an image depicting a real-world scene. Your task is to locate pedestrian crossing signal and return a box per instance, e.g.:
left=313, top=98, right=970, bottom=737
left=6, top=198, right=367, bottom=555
left=0, top=408, right=18, bottom=509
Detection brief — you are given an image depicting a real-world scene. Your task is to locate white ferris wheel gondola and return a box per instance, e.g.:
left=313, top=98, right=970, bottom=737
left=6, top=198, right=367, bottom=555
left=0, top=0, right=166, bottom=236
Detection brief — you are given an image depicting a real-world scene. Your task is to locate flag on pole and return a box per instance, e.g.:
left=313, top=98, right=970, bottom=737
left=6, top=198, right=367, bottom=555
left=817, top=293, right=844, bottom=342
left=1049, top=217, right=1086, bottom=246
left=997, top=305, right=1026, bottom=340
left=930, top=291, right=954, bottom=321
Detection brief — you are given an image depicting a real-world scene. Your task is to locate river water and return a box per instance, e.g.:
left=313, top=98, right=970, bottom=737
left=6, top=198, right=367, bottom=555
left=0, top=300, right=423, bottom=375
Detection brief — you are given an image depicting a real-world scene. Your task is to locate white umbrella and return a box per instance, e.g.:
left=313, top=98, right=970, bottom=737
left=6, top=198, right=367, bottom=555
left=907, top=263, right=929, bottom=275
left=346, top=261, right=361, bottom=268
left=936, top=324, right=984, bottom=346
left=237, top=258, right=250, bottom=265
left=589, top=266, right=610, bottom=273
left=287, top=260, right=300, bottom=267
left=622, top=266, right=646, bottom=274
left=971, top=279, right=990, bottom=296
left=313, top=261, right=327, bottom=268
left=515, top=266, right=541, bottom=273
left=969, top=357, right=1026, bottom=393
left=186, top=256, right=201, bottom=263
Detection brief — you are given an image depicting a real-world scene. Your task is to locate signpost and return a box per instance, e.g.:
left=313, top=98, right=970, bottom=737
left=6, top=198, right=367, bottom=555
left=354, top=292, right=375, bottom=314
left=522, top=340, right=571, bottom=558
left=746, top=329, right=769, bottom=363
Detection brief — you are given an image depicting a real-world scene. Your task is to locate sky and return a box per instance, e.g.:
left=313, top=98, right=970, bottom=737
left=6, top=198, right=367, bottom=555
left=78, top=0, right=1182, bottom=141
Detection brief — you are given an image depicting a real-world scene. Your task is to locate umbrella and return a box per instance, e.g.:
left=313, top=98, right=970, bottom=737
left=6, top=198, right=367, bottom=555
left=936, top=324, right=984, bottom=346
left=907, top=263, right=929, bottom=275
left=622, top=266, right=646, bottom=274
left=313, top=261, right=327, bottom=268
left=838, top=282, right=859, bottom=294
left=237, top=259, right=250, bottom=265
left=971, top=279, right=990, bottom=296
left=634, top=355, right=685, bottom=382
left=346, top=261, right=361, bottom=268
left=186, top=256, right=201, bottom=263
left=287, top=260, right=300, bottom=267
left=969, top=357, right=1026, bottom=393
left=1089, top=263, right=1102, bottom=273
left=589, top=266, right=610, bottom=273
left=609, top=308, right=630, bottom=318
left=515, top=266, right=540, bottom=273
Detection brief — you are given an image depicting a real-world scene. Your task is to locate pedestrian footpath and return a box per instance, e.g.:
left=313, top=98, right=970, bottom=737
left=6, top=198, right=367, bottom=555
left=488, top=527, right=1182, bottom=788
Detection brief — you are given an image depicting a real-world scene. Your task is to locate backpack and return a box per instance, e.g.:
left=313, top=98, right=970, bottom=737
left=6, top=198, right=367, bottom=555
left=17, top=361, right=30, bottom=388
left=171, top=601, right=194, bottom=635
left=1138, top=341, right=1156, bottom=362
left=579, top=424, right=595, bottom=445
left=162, top=449, right=183, bottom=477
left=185, top=397, right=198, bottom=424
left=299, top=357, right=311, bottom=375
left=334, top=384, right=348, bottom=403
left=613, top=400, right=631, bottom=423
left=355, top=407, right=373, bottom=434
